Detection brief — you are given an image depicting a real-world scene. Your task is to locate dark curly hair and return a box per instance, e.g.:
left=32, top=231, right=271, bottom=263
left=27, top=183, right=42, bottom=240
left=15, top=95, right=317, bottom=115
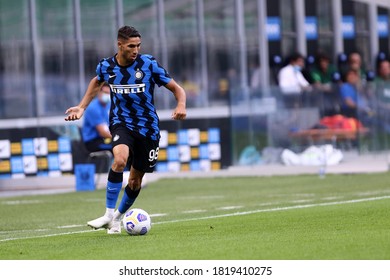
left=117, top=26, right=141, bottom=40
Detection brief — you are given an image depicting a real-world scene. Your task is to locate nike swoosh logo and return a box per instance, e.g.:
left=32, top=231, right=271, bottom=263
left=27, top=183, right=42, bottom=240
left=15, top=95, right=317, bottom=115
left=149, top=163, right=157, bottom=168
left=109, top=74, right=116, bottom=78
left=107, top=187, right=116, bottom=191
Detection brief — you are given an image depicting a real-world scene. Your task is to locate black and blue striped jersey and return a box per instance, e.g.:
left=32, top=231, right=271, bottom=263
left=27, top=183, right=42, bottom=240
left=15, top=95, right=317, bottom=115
left=96, top=54, right=172, bottom=140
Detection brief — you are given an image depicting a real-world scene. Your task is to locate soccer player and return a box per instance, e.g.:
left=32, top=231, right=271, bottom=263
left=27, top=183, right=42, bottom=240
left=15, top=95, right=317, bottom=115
left=65, top=26, right=187, bottom=234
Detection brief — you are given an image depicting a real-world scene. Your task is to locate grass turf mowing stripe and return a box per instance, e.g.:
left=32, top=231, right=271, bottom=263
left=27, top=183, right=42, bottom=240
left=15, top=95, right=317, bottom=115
left=1, top=195, right=389, bottom=243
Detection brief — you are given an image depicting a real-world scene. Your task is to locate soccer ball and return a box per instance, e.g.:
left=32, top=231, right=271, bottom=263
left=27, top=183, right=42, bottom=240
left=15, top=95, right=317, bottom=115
left=122, top=208, right=151, bottom=236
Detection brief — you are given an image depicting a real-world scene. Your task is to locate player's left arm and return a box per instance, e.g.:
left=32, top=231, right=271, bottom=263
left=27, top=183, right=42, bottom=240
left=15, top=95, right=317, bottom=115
left=165, top=79, right=187, bottom=120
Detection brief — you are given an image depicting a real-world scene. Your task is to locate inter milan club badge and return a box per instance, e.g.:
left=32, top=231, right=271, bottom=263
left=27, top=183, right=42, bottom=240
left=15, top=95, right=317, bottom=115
left=135, top=69, right=143, bottom=80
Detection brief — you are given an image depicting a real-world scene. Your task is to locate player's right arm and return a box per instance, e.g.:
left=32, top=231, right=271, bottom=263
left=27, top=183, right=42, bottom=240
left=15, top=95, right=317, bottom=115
left=65, top=77, right=103, bottom=121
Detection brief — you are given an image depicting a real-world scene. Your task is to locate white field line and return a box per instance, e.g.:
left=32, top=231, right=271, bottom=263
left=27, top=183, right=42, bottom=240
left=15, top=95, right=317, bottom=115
left=0, top=229, right=105, bottom=242
left=217, top=206, right=243, bottom=210
left=1, top=195, right=389, bottom=243
left=182, top=209, right=207, bottom=214
left=1, top=200, right=42, bottom=205
left=154, top=195, right=390, bottom=225
left=289, top=199, right=314, bottom=204
left=57, top=225, right=85, bottom=229
left=149, top=213, right=167, bottom=217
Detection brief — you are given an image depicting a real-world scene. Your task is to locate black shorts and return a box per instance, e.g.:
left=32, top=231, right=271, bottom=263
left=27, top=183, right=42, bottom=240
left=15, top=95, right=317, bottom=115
left=110, top=124, right=159, bottom=173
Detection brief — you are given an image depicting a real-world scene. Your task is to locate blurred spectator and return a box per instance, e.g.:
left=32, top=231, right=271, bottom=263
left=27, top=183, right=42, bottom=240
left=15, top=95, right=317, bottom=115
left=219, top=68, right=241, bottom=103
left=339, top=69, right=373, bottom=124
left=311, top=52, right=337, bottom=92
left=375, top=52, right=388, bottom=73
left=374, top=59, right=390, bottom=85
left=310, top=52, right=340, bottom=116
left=82, top=83, right=112, bottom=153
left=277, top=52, right=312, bottom=108
left=373, top=59, right=390, bottom=129
left=346, top=51, right=366, bottom=82
left=181, top=76, right=200, bottom=107
left=217, top=77, right=229, bottom=99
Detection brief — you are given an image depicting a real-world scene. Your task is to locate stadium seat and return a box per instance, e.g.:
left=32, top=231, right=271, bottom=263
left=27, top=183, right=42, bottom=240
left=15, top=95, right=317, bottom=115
left=87, top=150, right=113, bottom=188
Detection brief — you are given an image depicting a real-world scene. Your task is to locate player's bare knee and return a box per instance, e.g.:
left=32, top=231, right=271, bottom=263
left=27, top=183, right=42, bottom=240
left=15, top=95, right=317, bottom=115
left=112, top=157, right=127, bottom=171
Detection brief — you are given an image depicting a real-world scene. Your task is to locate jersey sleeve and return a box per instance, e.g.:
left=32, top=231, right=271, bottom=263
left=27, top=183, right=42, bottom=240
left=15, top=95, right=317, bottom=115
left=150, top=57, right=172, bottom=87
left=96, top=59, right=105, bottom=82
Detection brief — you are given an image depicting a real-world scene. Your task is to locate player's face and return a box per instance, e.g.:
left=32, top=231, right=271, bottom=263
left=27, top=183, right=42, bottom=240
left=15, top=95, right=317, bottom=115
left=379, top=61, right=390, bottom=78
left=118, top=37, right=141, bottom=63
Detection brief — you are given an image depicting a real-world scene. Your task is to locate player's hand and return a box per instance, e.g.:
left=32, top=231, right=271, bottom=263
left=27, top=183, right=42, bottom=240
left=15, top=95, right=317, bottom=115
left=65, top=106, right=85, bottom=121
left=171, top=106, right=186, bottom=120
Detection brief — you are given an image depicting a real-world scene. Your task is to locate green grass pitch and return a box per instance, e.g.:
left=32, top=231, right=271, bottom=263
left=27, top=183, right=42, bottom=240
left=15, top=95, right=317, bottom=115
left=0, top=172, right=389, bottom=260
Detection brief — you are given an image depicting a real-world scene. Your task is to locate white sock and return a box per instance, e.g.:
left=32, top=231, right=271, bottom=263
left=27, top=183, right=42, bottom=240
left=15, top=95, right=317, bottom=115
left=105, top=208, right=115, bottom=217
left=113, top=209, right=124, bottom=221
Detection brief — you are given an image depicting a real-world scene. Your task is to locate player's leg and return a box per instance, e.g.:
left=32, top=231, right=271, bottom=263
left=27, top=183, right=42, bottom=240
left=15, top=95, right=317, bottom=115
left=106, top=143, right=129, bottom=209
left=87, top=143, right=129, bottom=229
left=107, top=135, right=157, bottom=234
left=107, top=167, right=145, bottom=233
left=119, top=167, right=144, bottom=212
